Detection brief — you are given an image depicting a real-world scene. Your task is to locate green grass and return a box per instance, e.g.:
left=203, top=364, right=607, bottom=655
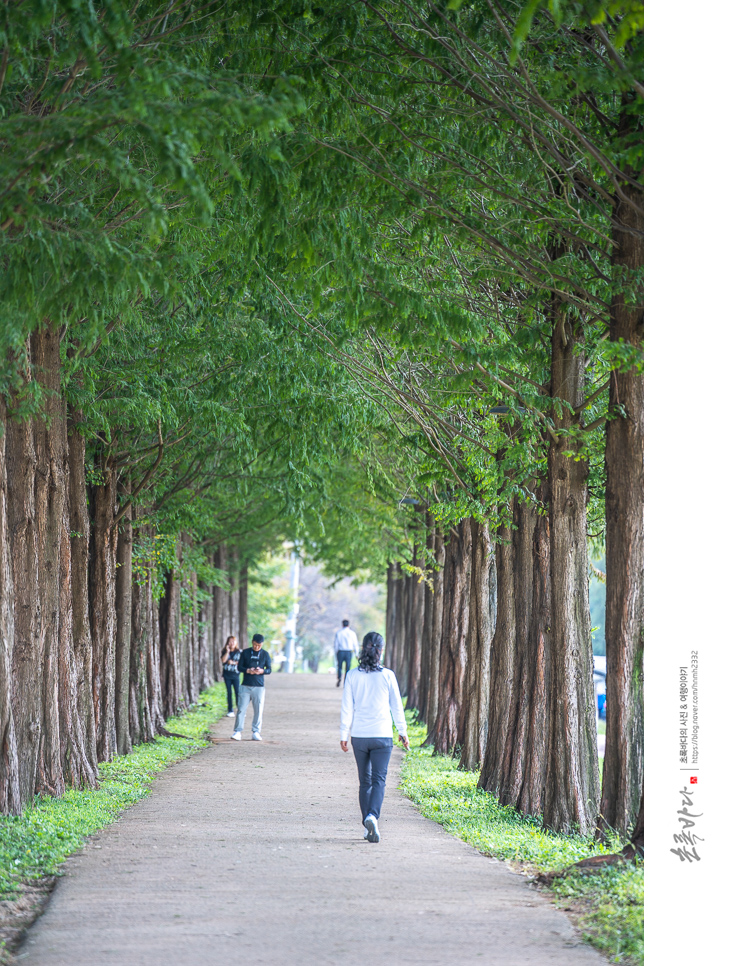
left=398, top=712, right=643, bottom=965
left=0, top=682, right=227, bottom=900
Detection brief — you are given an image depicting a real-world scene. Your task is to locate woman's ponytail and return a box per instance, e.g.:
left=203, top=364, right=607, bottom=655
left=358, top=631, right=385, bottom=672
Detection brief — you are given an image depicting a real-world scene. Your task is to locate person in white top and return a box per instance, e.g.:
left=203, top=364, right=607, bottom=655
left=333, top=619, right=358, bottom=687
left=340, top=631, right=409, bottom=843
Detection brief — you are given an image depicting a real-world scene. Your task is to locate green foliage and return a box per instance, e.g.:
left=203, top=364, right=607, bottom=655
left=551, top=863, right=644, bottom=964
left=247, top=555, right=295, bottom=645
left=399, top=712, right=643, bottom=965
left=0, top=683, right=227, bottom=900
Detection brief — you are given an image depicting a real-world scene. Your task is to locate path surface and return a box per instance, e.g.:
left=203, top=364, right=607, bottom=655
left=18, top=676, right=604, bottom=965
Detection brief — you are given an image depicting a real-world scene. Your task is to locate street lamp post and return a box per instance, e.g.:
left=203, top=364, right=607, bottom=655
left=284, top=549, right=300, bottom=673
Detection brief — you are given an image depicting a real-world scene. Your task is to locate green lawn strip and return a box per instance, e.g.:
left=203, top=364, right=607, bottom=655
left=398, top=712, right=643, bottom=966
left=0, top=682, right=227, bottom=900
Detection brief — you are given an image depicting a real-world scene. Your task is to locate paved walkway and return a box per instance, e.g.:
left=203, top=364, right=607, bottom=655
left=18, top=676, right=604, bottom=965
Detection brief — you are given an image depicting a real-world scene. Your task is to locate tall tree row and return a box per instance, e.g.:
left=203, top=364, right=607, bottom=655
left=250, top=0, right=643, bottom=837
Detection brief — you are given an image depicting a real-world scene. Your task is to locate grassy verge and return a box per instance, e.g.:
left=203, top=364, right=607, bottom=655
left=0, top=682, right=227, bottom=900
left=398, top=712, right=643, bottom=966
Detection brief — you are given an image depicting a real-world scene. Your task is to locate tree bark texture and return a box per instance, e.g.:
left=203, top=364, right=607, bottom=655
left=432, top=519, right=473, bottom=756
left=67, top=414, right=98, bottom=785
left=388, top=564, right=407, bottom=690
left=89, top=466, right=118, bottom=762
left=385, top=563, right=398, bottom=673
left=600, top=166, right=644, bottom=836
left=213, top=545, right=230, bottom=656
left=114, top=479, right=133, bottom=756
left=6, top=340, right=44, bottom=805
left=417, top=519, right=436, bottom=719
left=424, top=529, right=445, bottom=744
left=159, top=557, right=182, bottom=720
left=405, top=550, right=425, bottom=711
left=32, top=327, right=66, bottom=798
left=229, top=547, right=240, bottom=648
left=516, top=491, right=551, bottom=815
left=0, top=402, right=20, bottom=814
left=238, top=563, right=248, bottom=649
left=129, top=531, right=155, bottom=745
left=543, top=309, right=600, bottom=835
left=198, top=589, right=213, bottom=691
left=493, top=493, right=550, bottom=815
left=478, top=512, right=516, bottom=795
left=458, top=519, right=496, bottom=771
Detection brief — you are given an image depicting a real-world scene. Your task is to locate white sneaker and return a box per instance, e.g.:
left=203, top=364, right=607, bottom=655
left=231, top=732, right=242, bottom=741
left=363, top=830, right=369, bottom=840
left=226, top=711, right=235, bottom=717
left=364, top=815, right=380, bottom=843
left=252, top=734, right=262, bottom=741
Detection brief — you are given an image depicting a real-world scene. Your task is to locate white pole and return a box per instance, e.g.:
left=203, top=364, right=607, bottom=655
left=285, top=550, right=300, bottom=673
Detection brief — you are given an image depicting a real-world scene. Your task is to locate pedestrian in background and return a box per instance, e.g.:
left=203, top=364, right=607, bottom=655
left=334, top=619, right=358, bottom=687
left=231, top=634, right=272, bottom=741
left=221, top=635, right=242, bottom=717
left=340, top=631, right=409, bottom=843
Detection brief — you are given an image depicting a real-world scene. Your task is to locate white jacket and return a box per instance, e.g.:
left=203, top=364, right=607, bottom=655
left=340, top=667, right=408, bottom=741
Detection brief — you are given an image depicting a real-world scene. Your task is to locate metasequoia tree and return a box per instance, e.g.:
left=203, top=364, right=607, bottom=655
left=250, top=0, right=642, bottom=835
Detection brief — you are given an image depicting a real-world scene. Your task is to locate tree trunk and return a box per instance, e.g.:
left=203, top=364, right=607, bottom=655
left=6, top=340, right=43, bottom=806
left=129, top=518, right=155, bottom=745
left=432, top=519, right=473, bottom=755
left=543, top=307, right=600, bottom=835
left=516, top=489, right=551, bottom=816
left=479, top=510, right=516, bottom=794
left=405, top=549, right=425, bottom=711
left=398, top=568, right=413, bottom=693
left=0, top=401, right=20, bottom=814
left=600, top=164, right=644, bottom=837
left=385, top=563, right=398, bottom=671
left=390, top=564, right=407, bottom=690
left=32, top=327, right=66, bottom=798
left=229, top=547, right=240, bottom=649
left=180, top=534, right=198, bottom=707
left=238, top=562, right=248, bottom=648
left=89, top=465, right=118, bottom=762
left=198, top=588, right=213, bottom=692
left=418, top=520, right=435, bottom=720
left=147, top=582, right=165, bottom=733
left=494, top=494, right=550, bottom=815
left=114, top=479, right=133, bottom=756
left=67, top=413, right=98, bottom=782
left=213, top=545, right=230, bottom=655
left=622, top=788, right=644, bottom=858
left=425, top=529, right=445, bottom=744
left=458, top=519, right=496, bottom=771
left=159, top=556, right=182, bottom=720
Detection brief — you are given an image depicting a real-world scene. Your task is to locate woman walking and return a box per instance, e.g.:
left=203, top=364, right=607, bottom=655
left=221, top=635, right=242, bottom=717
left=340, top=631, right=409, bottom=843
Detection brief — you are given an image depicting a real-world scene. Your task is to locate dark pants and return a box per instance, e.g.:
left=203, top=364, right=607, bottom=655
left=223, top=671, right=240, bottom=712
left=336, top=649, right=353, bottom=683
left=351, top=737, right=393, bottom=822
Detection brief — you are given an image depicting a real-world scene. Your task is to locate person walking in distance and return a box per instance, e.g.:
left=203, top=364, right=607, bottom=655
left=334, top=619, right=358, bottom=687
left=231, top=634, right=272, bottom=741
left=340, top=631, right=409, bottom=843
left=221, top=635, right=242, bottom=718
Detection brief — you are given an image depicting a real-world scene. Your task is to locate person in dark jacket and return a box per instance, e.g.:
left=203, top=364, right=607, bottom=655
left=221, top=635, right=242, bottom=717
left=231, top=634, right=272, bottom=741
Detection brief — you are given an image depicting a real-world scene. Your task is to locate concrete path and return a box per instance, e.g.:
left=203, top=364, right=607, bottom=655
left=17, top=676, right=604, bottom=965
